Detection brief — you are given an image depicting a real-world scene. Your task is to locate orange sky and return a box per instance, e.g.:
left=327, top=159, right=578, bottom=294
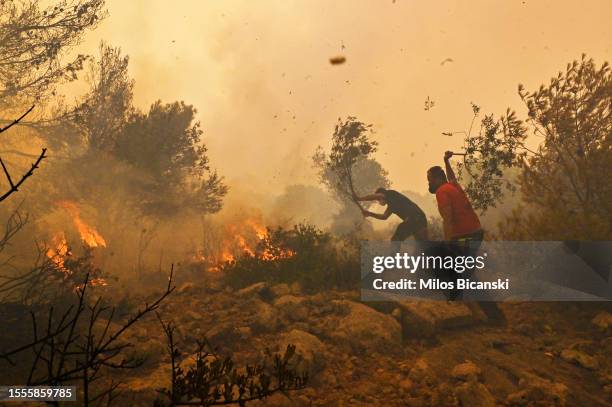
left=64, top=0, right=611, bottom=197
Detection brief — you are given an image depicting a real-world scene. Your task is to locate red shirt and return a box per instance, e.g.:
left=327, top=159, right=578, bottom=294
left=435, top=182, right=481, bottom=238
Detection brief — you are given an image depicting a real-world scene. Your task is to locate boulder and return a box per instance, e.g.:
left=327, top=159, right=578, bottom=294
left=279, top=329, right=326, bottom=374
left=398, top=301, right=479, bottom=338
left=332, top=300, right=401, bottom=351
left=560, top=348, right=599, bottom=370
left=408, top=358, right=435, bottom=384
left=592, top=311, right=612, bottom=332
left=274, top=295, right=309, bottom=321
left=270, top=283, right=291, bottom=298
left=236, top=282, right=270, bottom=299
left=455, top=381, right=495, bottom=407
left=290, top=281, right=302, bottom=295
left=507, top=374, right=568, bottom=407
left=249, top=300, right=279, bottom=332
left=451, top=360, right=482, bottom=382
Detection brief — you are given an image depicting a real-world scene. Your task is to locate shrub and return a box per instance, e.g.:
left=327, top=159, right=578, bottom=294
left=222, top=224, right=360, bottom=291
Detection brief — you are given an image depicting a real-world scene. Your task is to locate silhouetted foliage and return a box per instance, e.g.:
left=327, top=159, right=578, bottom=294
left=155, top=316, right=307, bottom=407
left=0, top=105, right=46, bottom=203
left=0, top=0, right=107, bottom=107
left=0, top=263, right=175, bottom=405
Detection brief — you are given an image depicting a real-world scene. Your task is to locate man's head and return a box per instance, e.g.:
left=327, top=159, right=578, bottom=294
left=427, top=166, right=447, bottom=194
left=375, top=187, right=388, bottom=205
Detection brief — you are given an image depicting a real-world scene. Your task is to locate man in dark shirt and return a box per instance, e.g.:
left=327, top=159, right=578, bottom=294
left=355, top=188, right=428, bottom=240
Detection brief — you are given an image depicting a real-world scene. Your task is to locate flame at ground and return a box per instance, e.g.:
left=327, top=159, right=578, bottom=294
left=208, top=218, right=295, bottom=272
left=44, top=201, right=108, bottom=287
left=56, top=201, right=107, bottom=248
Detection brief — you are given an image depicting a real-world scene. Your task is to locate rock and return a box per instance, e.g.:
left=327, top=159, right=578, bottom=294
left=139, top=339, right=166, bottom=367
left=451, top=360, right=482, bottom=381
left=125, top=362, right=171, bottom=391
left=177, top=282, right=194, bottom=294
left=408, top=358, right=434, bottom=384
left=398, top=378, right=414, bottom=393
left=332, top=300, right=401, bottom=351
left=399, top=301, right=479, bottom=338
left=290, top=281, right=302, bottom=295
left=236, top=326, right=252, bottom=338
left=455, top=381, right=495, bottom=407
left=182, top=309, right=204, bottom=322
left=274, top=295, right=309, bottom=321
left=207, top=323, right=239, bottom=347
left=560, top=348, right=599, bottom=370
left=249, top=300, right=279, bottom=332
left=249, top=392, right=295, bottom=407
left=279, top=329, right=326, bottom=374
left=270, top=283, right=291, bottom=297
left=236, top=282, right=270, bottom=298
left=507, top=375, right=568, bottom=407
left=592, top=311, right=612, bottom=332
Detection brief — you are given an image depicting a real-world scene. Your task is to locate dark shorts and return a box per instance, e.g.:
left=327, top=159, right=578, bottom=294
left=391, top=214, right=428, bottom=241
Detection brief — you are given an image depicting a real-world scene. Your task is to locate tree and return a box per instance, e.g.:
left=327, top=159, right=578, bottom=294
left=0, top=0, right=106, bottom=108
left=73, top=42, right=134, bottom=152
left=313, top=117, right=390, bottom=233
left=501, top=56, right=611, bottom=240
left=455, top=56, right=611, bottom=239
left=114, top=101, right=228, bottom=216
left=453, top=103, right=527, bottom=212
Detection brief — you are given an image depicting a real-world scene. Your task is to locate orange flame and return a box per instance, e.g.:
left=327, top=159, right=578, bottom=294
left=207, top=218, right=295, bottom=272
left=56, top=201, right=107, bottom=248
left=46, top=232, right=70, bottom=275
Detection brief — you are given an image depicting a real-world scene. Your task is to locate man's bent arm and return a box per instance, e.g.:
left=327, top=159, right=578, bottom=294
left=363, top=207, right=392, bottom=220
left=356, top=193, right=385, bottom=202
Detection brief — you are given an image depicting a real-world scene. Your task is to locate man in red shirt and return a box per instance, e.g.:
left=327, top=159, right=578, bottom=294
left=427, top=151, right=483, bottom=242
left=426, top=152, right=505, bottom=324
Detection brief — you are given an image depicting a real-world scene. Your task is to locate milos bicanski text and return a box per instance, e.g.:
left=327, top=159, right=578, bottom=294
left=370, top=252, right=510, bottom=291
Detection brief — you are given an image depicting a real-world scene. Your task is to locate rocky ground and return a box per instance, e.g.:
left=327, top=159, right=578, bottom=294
left=110, top=273, right=612, bottom=407
left=1, top=272, right=611, bottom=406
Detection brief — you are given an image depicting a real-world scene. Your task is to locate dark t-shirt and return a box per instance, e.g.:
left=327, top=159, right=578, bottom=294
left=383, top=190, right=427, bottom=223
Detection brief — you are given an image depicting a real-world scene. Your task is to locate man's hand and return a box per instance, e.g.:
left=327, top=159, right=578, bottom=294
left=444, top=151, right=454, bottom=161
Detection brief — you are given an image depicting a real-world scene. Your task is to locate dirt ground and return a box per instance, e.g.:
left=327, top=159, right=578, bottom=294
left=1, top=273, right=611, bottom=406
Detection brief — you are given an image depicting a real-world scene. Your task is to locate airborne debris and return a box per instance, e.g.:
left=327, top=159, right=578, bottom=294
left=329, top=55, right=346, bottom=65
left=424, top=96, right=435, bottom=111
left=440, top=58, right=454, bottom=66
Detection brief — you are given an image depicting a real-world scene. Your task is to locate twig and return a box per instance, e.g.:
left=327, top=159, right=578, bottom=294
left=0, top=148, right=47, bottom=203
left=0, top=105, right=34, bottom=134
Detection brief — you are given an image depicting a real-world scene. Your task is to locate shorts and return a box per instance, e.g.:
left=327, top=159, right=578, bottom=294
left=391, top=215, right=428, bottom=241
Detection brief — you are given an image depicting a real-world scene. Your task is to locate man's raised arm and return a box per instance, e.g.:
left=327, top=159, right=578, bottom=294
left=444, top=151, right=458, bottom=184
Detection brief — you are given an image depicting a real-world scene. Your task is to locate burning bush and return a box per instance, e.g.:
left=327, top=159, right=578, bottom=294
left=221, top=223, right=360, bottom=291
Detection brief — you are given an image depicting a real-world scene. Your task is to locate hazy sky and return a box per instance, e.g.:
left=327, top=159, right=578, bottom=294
left=65, top=0, right=611, bottom=196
